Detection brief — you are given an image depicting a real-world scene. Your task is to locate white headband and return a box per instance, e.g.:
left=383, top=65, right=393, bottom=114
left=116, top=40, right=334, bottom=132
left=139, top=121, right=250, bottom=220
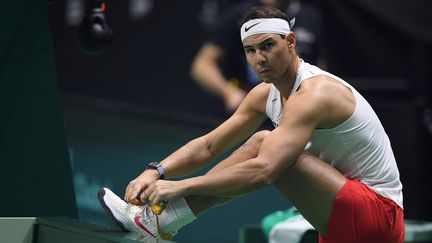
left=240, top=18, right=295, bottom=42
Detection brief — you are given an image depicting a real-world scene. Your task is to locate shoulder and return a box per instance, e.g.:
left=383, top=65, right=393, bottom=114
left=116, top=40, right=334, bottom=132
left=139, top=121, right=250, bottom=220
left=240, top=82, right=272, bottom=114
left=249, top=82, right=272, bottom=103
left=250, top=82, right=272, bottom=97
left=297, top=75, right=354, bottom=103
left=285, top=78, right=329, bottom=122
left=298, top=75, right=340, bottom=94
left=285, top=75, right=356, bottom=128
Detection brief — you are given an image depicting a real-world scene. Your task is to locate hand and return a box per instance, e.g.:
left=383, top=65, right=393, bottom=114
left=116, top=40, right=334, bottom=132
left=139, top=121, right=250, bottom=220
left=124, top=169, right=160, bottom=205
left=145, top=180, right=187, bottom=204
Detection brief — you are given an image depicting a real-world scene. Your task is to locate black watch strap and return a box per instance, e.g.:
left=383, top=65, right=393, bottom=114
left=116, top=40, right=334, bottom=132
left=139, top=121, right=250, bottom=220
left=147, top=162, right=165, bottom=179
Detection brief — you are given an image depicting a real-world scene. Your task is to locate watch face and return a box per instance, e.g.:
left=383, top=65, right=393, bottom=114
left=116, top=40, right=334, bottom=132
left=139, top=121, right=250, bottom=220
left=148, top=162, right=160, bottom=168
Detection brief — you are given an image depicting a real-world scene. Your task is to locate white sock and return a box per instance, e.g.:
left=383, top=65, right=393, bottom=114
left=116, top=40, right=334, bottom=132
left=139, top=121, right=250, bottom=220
left=158, top=198, right=196, bottom=234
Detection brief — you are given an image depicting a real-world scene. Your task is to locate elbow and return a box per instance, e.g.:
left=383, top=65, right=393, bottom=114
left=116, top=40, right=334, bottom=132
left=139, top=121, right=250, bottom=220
left=190, top=51, right=210, bottom=81
left=190, top=56, right=200, bottom=80
left=190, top=48, right=219, bottom=81
left=191, top=136, right=213, bottom=160
left=190, top=48, right=207, bottom=81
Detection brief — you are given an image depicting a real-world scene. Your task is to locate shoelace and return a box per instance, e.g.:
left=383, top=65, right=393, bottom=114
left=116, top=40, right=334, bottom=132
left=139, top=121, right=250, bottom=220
left=142, top=206, right=152, bottom=221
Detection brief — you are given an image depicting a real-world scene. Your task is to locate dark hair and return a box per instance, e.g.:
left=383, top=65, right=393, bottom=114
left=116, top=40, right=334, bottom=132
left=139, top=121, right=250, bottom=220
left=238, top=6, right=289, bottom=27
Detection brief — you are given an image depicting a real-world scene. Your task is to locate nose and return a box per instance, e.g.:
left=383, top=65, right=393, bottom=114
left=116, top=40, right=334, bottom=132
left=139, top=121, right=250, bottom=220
left=256, top=50, right=266, bottom=65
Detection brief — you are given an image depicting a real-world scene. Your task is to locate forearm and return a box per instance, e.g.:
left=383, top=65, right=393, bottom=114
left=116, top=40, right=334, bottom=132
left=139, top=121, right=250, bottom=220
left=178, top=128, right=304, bottom=198
left=182, top=157, right=272, bottom=198
left=192, top=61, right=233, bottom=98
left=160, top=136, right=218, bottom=178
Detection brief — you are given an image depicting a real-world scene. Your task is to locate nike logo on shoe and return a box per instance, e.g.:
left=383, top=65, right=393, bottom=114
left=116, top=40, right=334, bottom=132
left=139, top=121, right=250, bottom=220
left=133, top=216, right=173, bottom=240
left=244, top=22, right=261, bottom=32
left=134, top=216, right=156, bottom=238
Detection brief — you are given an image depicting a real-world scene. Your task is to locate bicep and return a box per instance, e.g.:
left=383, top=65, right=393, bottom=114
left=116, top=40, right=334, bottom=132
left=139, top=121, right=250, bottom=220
left=256, top=95, right=324, bottom=175
left=257, top=117, right=315, bottom=176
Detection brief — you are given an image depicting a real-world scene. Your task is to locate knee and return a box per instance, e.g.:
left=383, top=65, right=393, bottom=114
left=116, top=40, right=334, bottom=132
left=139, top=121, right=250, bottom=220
left=246, top=130, right=271, bottom=146
left=297, top=150, right=316, bottom=162
left=240, top=130, right=271, bottom=153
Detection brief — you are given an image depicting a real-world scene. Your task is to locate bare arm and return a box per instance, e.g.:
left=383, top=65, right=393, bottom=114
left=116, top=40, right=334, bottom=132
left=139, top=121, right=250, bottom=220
left=146, top=78, right=356, bottom=201
left=160, top=83, right=270, bottom=177
left=191, top=43, right=247, bottom=112
left=179, top=94, right=321, bottom=198
left=126, top=83, right=269, bottom=203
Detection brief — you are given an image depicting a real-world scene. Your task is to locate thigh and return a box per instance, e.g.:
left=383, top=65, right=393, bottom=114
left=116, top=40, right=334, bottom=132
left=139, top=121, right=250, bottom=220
left=274, top=151, right=346, bottom=236
left=319, top=180, right=405, bottom=243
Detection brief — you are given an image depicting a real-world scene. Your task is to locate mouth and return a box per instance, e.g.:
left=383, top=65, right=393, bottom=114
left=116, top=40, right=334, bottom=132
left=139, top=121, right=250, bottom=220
left=259, top=68, right=271, bottom=74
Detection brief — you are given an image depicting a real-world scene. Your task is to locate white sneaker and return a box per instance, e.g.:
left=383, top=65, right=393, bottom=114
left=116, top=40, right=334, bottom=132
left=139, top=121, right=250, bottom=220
left=97, top=187, right=173, bottom=240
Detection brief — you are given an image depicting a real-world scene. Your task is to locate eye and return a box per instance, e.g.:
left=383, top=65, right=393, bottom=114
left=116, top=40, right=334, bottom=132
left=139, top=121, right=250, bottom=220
left=245, top=48, right=256, bottom=54
left=261, top=42, right=275, bottom=51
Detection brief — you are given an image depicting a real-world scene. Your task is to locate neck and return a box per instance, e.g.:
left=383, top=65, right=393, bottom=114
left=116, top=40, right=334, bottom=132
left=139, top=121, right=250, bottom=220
left=276, top=55, right=300, bottom=98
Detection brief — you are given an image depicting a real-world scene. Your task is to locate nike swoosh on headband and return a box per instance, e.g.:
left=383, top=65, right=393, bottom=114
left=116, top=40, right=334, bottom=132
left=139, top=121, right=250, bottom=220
left=244, top=22, right=261, bottom=32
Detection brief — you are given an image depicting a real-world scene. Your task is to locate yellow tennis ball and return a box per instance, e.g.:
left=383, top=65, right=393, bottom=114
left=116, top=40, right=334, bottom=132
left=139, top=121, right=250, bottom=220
left=150, top=203, right=166, bottom=215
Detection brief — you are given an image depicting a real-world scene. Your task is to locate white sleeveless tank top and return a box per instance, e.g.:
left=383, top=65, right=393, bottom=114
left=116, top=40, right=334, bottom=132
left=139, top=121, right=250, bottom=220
left=265, top=61, right=403, bottom=208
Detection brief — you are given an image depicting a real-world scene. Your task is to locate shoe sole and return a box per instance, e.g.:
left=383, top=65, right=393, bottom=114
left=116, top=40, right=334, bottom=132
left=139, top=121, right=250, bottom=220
left=97, top=188, right=129, bottom=232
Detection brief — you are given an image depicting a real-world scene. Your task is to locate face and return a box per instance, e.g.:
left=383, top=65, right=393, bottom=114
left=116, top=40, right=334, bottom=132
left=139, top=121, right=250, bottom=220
left=243, top=33, right=293, bottom=84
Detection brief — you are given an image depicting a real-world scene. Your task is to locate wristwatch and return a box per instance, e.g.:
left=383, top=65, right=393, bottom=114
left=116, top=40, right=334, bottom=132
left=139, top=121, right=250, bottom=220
left=147, top=162, right=165, bottom=179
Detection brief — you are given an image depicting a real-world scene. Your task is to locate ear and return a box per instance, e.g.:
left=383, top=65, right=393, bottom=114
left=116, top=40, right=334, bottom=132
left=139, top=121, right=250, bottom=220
left=286, top=32, right=296, bottom=49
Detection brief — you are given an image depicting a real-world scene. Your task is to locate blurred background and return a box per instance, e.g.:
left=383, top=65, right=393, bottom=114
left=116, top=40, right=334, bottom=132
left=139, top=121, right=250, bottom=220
left=1, top=0, right=432, bottom=242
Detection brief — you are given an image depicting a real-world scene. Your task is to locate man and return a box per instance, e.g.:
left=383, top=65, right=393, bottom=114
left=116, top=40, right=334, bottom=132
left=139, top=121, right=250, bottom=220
left=191, top=0, right=326, bottom=113
left=99, top=6, right=404, bottom=242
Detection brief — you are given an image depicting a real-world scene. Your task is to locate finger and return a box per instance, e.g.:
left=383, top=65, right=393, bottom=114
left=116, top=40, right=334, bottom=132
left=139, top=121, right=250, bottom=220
left=149, top=190, right=156, bottom=203
left=152, top=190, right=167, bottom=204
left=142, top=182, right=157, bottom=203
left=151, top=195, right=162, bottom=206
left=128, top=190, right=143, bottom=205
left=126, top=185, right=144, bottom=204
left=129, top=189, right=141, bottom=202
left=143, top=183, right=155, bottom=202
left=125, top=180, right=140, bottom=201
left=130, top=198, right=140, bottom=205
left=150, top=187, right=166, bottom=205
left=139, top=190, right=150, bottom=203
left=128, top=193, right=140, bottom=205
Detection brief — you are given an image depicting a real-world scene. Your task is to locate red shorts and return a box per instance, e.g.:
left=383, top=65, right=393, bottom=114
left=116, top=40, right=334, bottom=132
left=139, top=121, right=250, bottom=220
left=319, top=179, right=404, bottom=243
